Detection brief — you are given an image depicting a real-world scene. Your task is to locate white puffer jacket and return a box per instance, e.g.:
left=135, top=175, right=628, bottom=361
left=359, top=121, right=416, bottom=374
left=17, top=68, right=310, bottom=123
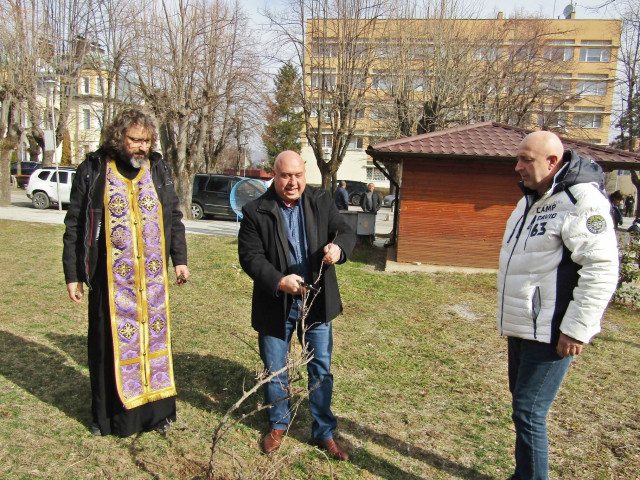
left=497, top=151, right=619, bottom=345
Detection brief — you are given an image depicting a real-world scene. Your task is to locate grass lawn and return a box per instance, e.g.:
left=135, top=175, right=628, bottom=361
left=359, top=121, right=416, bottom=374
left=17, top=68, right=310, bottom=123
left=0, top=219, right=638, bottom=479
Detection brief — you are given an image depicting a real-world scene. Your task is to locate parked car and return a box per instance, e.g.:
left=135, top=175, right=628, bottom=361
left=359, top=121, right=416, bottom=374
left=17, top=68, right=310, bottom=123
left=383, top=193, right=397, bottom=208
left=339, top=180, right=368, bottom=206
left=10, top=161, right=42, bottom=188
left=26, top=167, right=76, bottom=209
left=191, top=174, right=243, bottom=220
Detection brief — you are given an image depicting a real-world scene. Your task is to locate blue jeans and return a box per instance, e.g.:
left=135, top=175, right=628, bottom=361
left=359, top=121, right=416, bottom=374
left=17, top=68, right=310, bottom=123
left=258, top=300, right=336, bottom=441
left=508, top=337, right=572, bottom=480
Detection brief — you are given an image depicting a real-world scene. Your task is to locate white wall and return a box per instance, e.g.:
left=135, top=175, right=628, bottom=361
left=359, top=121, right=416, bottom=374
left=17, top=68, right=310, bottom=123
left=300, top=146, right=390, bottom=189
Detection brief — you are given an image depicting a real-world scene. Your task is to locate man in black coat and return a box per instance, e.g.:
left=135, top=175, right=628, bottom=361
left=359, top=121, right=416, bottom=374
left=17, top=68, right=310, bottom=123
left=360, top=182, right=381, bottom=213
left=238, top=150, right=355, bottom=460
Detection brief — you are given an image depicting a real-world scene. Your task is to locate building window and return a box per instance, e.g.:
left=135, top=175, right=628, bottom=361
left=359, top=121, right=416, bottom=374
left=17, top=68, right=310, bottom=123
left=474, top=46, right=501, bottom=61
left=82, top=77, right=91, bottom=94
left=544, top=46, right=574, bottom=62
left=579, top=47, right=610, bottom=63
left=347, top=135, right=364, bottom=149
left=369, top=107, right=385, bottom=120
left=411, top=76, right=428, bottom=92
left=576, top=79, right=607, bottom=96
left=543, top=76, right=571, bottom=95
left=366, top=167, right=386, bottom=182
left=574, top=112, right=603, bottom=129
left=536, top=111, right=567, bottom=129
left=352, top=72, right=367, bottom=89
left=78, top=144, right=90, bottom=159
left=311, top=69, right=336, bottom=89
left=82, top=109, right=91, bottom=130
left=312, top=38, right=338, bottom=58
left=371, top=70, right=395, bottom=90
left=97, top=78, right=104, bottom=95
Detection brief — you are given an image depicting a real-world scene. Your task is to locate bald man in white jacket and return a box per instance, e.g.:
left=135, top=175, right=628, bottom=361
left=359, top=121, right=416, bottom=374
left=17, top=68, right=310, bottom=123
left=497, top=131, right=619, bottom=480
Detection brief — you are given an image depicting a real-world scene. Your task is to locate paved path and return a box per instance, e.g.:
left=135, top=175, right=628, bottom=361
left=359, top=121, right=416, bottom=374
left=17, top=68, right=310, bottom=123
left=1, top=189, right=395, bottom=240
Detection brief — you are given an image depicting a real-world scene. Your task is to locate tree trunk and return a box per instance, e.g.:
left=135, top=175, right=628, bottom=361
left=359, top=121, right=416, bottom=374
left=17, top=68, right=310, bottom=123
left=0, top=136, right=20, bottom=206
left=42, top=149, right=55, bottom=167
left=174, top=166, right=193, bottom=221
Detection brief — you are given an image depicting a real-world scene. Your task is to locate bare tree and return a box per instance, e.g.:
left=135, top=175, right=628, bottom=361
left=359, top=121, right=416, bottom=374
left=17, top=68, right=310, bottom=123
left=86, top=0, right=146, bottom=134
left=464, top=15, right=580, bottom=135
left=26, top=0, right=95, bottom=166
left=370, top=0, right=482, bottom=137
left=0, top=0, right=43, bottom=205
left=131, top=0, right=263, bottom=217
left=612, top=0, right=640, bottom=218
left=267, top=0, right=386, bottom=190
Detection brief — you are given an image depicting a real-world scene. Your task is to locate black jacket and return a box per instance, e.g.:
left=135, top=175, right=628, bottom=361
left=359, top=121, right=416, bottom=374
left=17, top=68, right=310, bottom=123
left=360, top=190, right=381, bottom=212
left=62, top=148, right=187, bottom=286
left=238, top=185, right=356, bottom=339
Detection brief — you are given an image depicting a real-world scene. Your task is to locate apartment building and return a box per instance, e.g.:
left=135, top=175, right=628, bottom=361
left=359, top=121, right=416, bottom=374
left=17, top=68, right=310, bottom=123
left=300, top=12, right=621, bottom=188
left=68, top=67, right=108, bottom=162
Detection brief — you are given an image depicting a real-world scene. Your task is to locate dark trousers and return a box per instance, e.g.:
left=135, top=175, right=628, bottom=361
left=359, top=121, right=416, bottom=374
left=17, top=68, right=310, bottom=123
left=508, top=337, right=572, bottom=480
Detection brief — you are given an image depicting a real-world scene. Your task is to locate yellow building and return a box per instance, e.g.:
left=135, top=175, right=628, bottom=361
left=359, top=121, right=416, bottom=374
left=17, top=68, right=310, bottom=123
left=68, top=68, right=108, bottom=163
left=300, top=13, right=621, bottom=188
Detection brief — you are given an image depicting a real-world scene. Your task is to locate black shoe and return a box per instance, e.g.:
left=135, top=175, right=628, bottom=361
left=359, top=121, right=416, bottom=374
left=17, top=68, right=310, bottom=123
left=156, top=421, right=171, bottom=434
left=89, top=423, right=102, bottom=436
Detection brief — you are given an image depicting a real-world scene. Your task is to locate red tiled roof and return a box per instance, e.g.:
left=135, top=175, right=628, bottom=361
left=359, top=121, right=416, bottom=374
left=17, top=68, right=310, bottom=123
left=366, top=122, right=640, bottom=168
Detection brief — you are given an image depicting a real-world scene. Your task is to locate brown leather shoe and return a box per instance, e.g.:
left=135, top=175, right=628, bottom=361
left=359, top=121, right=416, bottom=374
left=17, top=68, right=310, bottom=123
left=262, top=429, right=286, bottom=453
left=314, top=438, right=349, bottom=461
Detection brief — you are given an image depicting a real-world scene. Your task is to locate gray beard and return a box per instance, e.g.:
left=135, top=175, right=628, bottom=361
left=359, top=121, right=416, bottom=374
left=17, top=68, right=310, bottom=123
left=129, top=156, right=145, bottom=169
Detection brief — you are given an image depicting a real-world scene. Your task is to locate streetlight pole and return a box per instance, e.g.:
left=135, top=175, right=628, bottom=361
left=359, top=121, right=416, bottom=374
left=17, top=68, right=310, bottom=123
left=242, top=144, right=247, bottom=177
left=44, top=78, right=61, bottom=212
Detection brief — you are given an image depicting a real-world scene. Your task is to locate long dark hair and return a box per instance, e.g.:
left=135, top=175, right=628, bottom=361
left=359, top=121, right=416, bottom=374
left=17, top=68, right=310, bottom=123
left=102, top=108, right=159, bottom=152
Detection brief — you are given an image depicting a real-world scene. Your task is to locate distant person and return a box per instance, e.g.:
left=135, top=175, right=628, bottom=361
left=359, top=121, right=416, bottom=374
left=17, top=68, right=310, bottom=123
left=624, top=194, right=635, bottom=217
left=238, top=150, right=355, bottom=461
left=628, top=218, right=640, bottom=233
left=62, top=108, right=189, bottom=437
left=360, top=182, right=381, bottom=213
left=610, top=191, right=624, bottom=228
left=497, top=131, right=618, bottom=480
left=334, top=180, right=349, bottom=211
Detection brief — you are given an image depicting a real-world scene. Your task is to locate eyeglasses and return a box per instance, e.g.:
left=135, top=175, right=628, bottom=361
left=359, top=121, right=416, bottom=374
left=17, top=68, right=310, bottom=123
left=126, top=135, right=152, bottom=146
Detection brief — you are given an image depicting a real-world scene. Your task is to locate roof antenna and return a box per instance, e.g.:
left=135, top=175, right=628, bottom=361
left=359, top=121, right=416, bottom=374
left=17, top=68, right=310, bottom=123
left=563, top=1, right=576, bottom=19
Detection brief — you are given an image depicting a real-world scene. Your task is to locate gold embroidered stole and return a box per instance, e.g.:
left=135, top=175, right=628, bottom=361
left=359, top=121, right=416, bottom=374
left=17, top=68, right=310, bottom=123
left=104, top=159, right=176, bottom=409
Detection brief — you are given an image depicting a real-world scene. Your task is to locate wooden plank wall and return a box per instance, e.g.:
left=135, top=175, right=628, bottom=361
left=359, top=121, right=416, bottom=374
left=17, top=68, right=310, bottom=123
left=396, top=158, right=522, bottom=269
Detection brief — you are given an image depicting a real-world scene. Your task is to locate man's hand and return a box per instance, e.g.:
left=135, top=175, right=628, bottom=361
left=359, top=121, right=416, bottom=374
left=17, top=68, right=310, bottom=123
left=279, top=274, right=306, bottom=295
left=322, top=243, right=342, bottom=265
left=67, top=282, right=84, bottom=304
left=175, top=265, right=189, bottom=285
left=556, top=333, right=584, bottom=357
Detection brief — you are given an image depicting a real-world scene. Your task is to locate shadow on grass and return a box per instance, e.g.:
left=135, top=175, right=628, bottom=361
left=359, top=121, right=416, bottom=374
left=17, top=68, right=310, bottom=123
left=0, top=330, right=92, bottom=426
left=45, top=332, right=264, bottom=432
left=48, top=332, right=87, bottom=367
left=46, top=333, right=264, bottom=429
left=172, top=351, right=264, bottom=431
left=337, top=416, right=493, bottom=480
